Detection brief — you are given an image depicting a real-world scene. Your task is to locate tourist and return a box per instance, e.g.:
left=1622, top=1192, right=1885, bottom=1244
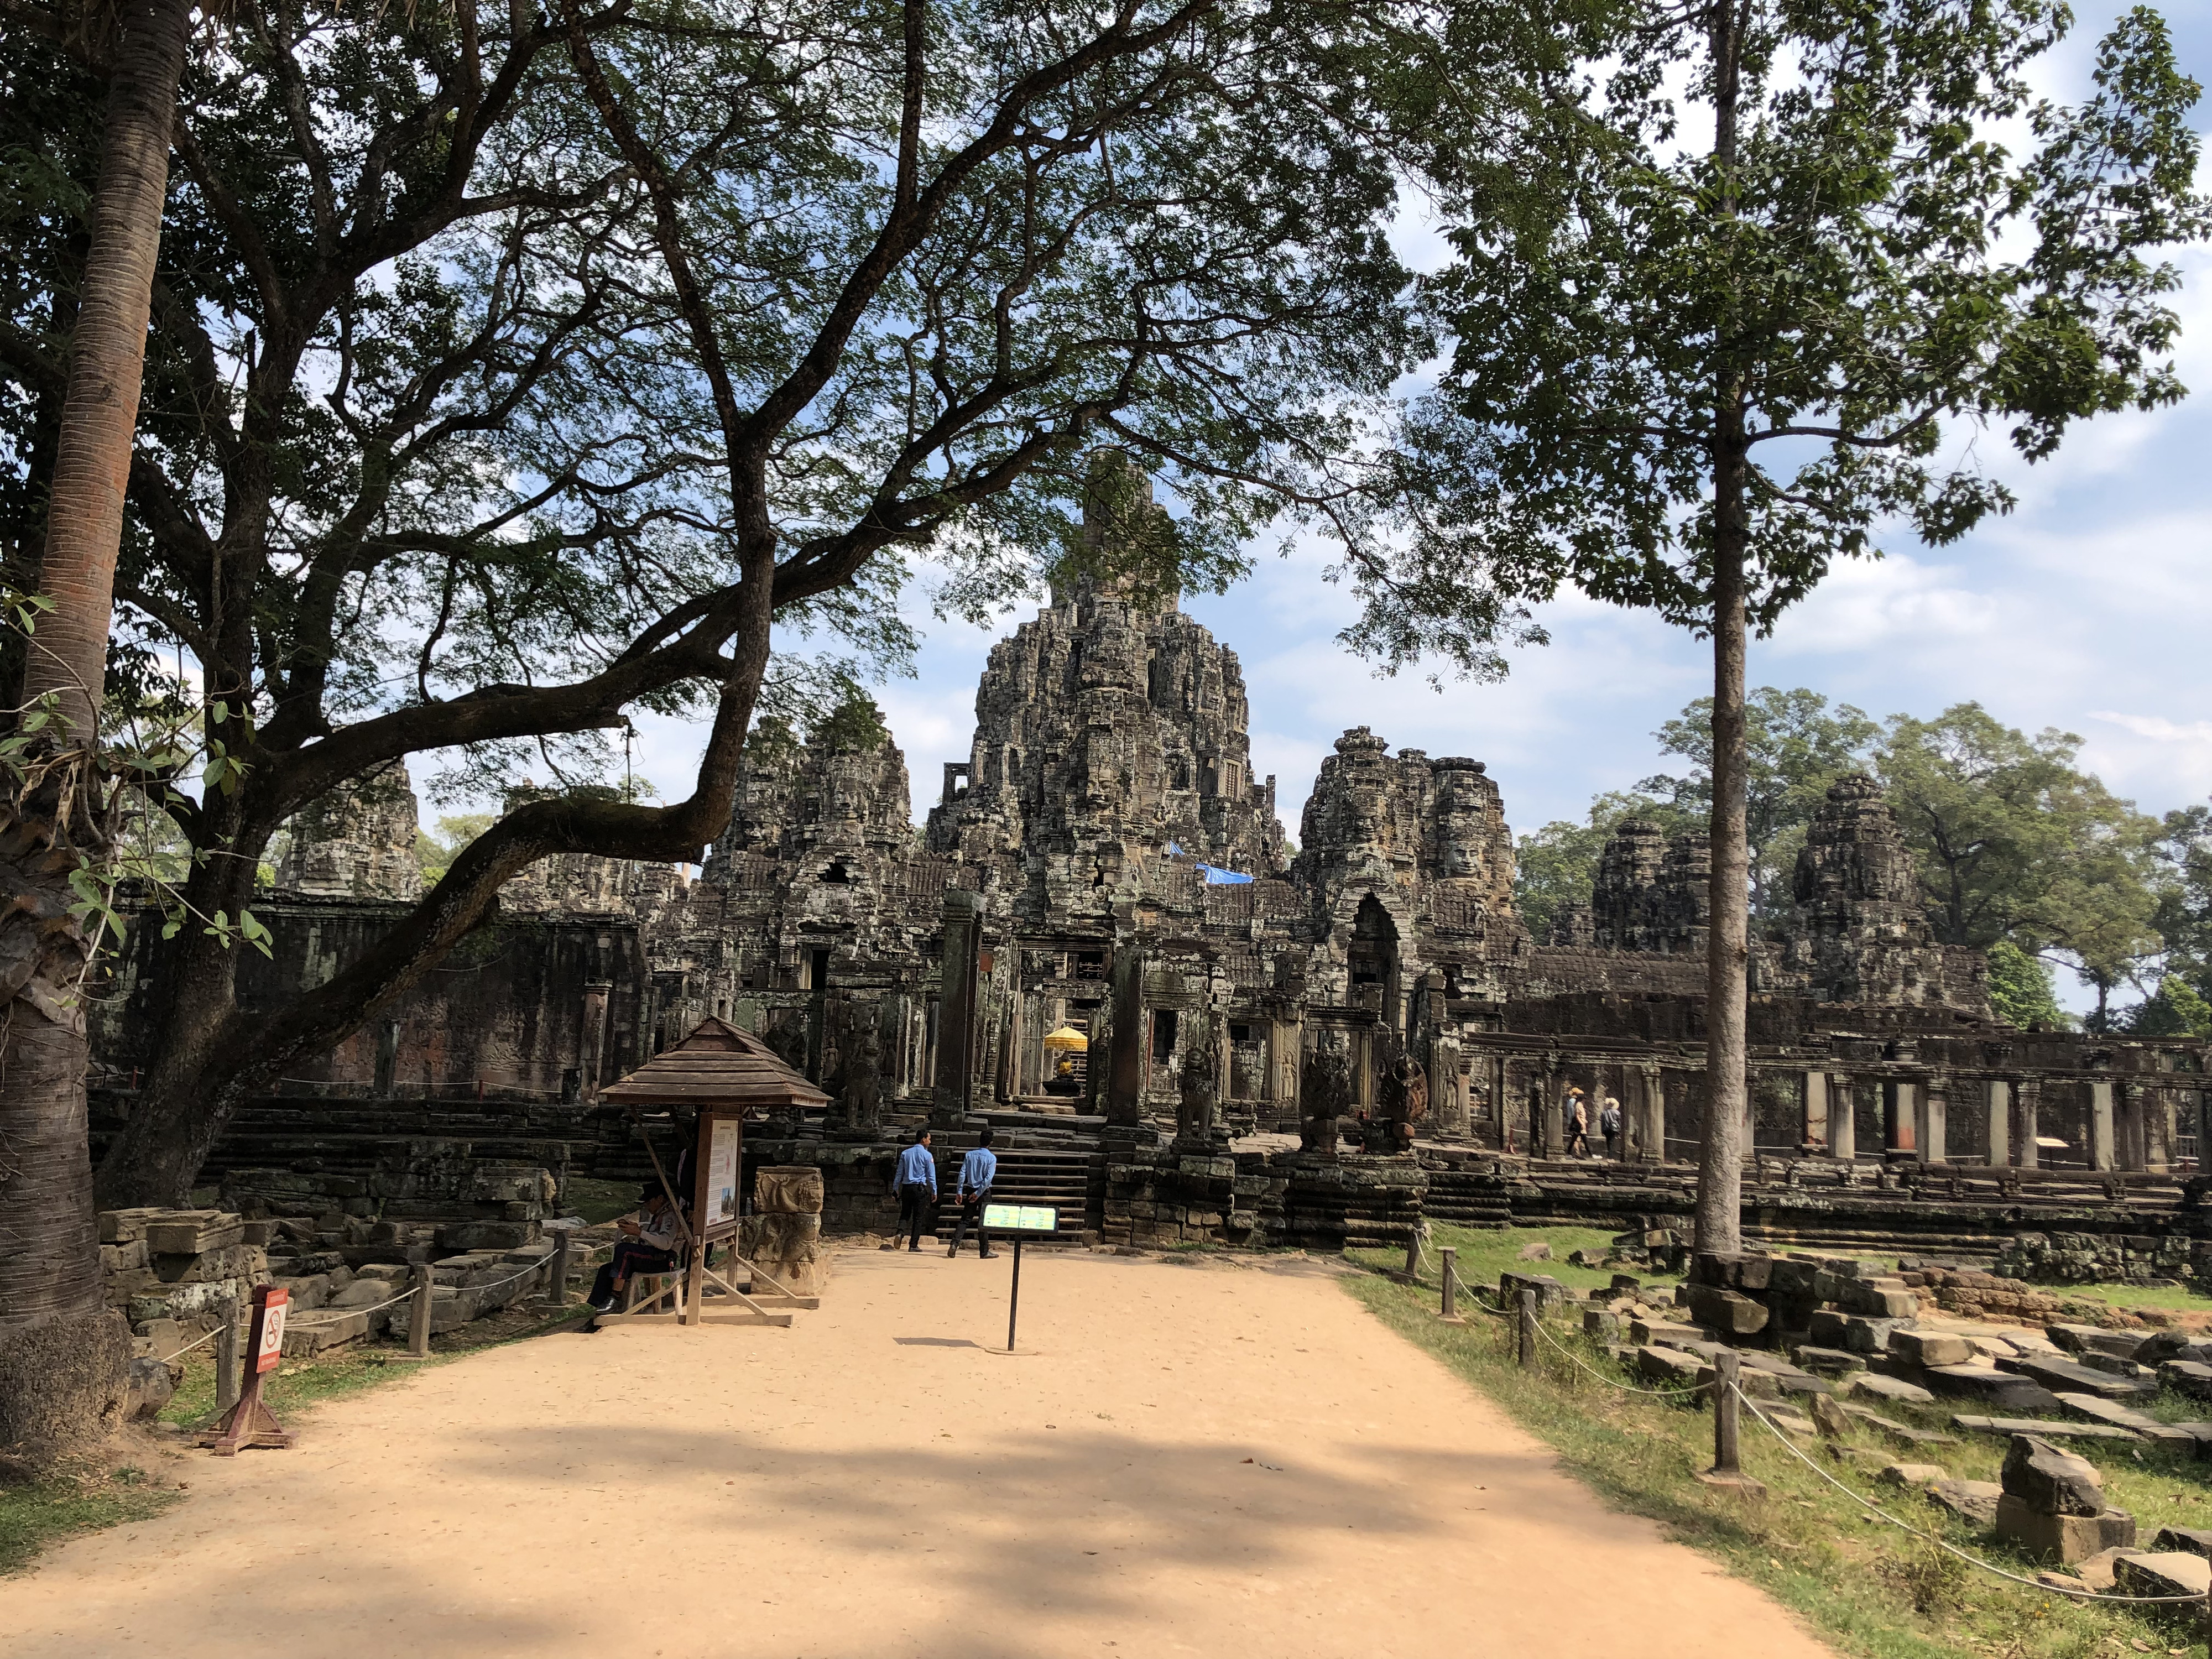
left=586, top=1186, right=684, bottom=1312
left=1564, top=1088, right=1590, bottom=1157
left=947, top=1127, right=999, bottom=1259
left=884, top=1128, right=938, bottom=1253
left=1599, top=1095, right=1624, bottom=1160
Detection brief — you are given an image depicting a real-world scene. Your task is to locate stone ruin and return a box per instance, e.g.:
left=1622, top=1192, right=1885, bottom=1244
left=83, top=469, right=2212, bottom=1291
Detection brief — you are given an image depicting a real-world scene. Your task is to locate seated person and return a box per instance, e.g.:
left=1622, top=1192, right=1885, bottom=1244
left=587, top=1187, right=684, bottom=1311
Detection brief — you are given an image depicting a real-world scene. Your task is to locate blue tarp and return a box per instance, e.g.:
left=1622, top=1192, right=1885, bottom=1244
left=1197, top=864, right=1253, bottom=885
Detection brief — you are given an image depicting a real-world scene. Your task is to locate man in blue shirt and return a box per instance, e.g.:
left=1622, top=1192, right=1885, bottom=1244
left=947, top=1127, right=999, bottom=1260
left=884, top=1129, right=938, bottom=1253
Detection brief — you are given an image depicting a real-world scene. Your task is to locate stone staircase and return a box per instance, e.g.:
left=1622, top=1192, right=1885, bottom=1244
left=929, top=1146, right=1098, bottom=1245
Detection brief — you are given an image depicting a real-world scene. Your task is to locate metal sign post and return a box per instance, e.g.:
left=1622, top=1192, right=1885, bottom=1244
left=982, top=1203, right=1058, bottom=1351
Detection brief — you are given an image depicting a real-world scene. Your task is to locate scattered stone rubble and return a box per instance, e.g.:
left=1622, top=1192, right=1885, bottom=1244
left=99, top=1202, right=578, bottom=1405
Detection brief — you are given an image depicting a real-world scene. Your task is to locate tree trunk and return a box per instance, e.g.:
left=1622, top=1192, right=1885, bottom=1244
left=0, top=773, right=132, bottom=1467
left=0, top=0, right=196, bottom=1461
left=20, top=0, right=194, bottom=735
left=1694, top=523, right=1751, bottom=1255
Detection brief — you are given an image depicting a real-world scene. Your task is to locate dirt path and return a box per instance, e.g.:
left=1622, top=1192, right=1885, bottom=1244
left=5, top=1246, right=1833, bottom=1659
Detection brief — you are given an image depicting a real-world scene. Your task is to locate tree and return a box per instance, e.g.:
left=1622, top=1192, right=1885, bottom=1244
left=2124, top=975, right=2211, bottom=1038
left=1637, top=687, right=1877, bottom=925
left=1, top=0, right=1484, bottom=1207
left=1984, top=938, right=2072, bottom=1031
left=1514, top=787, right=1692, bottom=940
left=0, top=0, right=208, bottom=1462
left=1873, top=703, right=2164, bottom=1018
left=1347, top=0, right=2206, bottom=1253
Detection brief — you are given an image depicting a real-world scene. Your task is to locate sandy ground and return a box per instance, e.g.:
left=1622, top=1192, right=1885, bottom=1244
left=4, top=1246, right=1834, bottom=1659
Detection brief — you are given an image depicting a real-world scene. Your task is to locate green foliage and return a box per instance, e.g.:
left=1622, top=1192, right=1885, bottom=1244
left=414, top=813, right=495, bottom=884
left=1640, top=688, right=1879, bottom=924
left=807, top=690, right=889, bottom=756
left=2125, top=975, right=2212, bottom=1039
left=1984, top=940, right=2073, bottom=1031
left=1872, top=705, right=2163, bottom=1021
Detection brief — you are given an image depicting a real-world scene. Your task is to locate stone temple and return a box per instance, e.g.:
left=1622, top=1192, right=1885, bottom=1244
left=91, top=490, right=2209, bottom=1263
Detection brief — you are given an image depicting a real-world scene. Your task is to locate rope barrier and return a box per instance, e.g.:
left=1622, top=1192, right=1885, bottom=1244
left=1727, top=1380, right=2211, bottom=1607
left=1524, top=1307, right=1708, bottom=1398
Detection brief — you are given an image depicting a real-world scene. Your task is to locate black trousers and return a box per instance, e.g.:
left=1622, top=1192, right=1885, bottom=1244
left=947, top=1190, right=993, bottom=1255
left=899, top=1182, right=935, bottom=1248
left=591, top=1240, right=675, bottom=1306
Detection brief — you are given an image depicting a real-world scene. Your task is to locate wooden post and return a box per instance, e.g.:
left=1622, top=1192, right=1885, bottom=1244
left=215, top=1311, right=241, bottom=1413
left=400, top=1264, right=434, bottom=1360
left=1438, top=1247, right=1464, bottom=1325
left=1696, top=1349, right=1765, bottom=1494
left=1517, top=1288, right=1537, bottom=1369
left=1403, top=1230, right=1425, bottom=1281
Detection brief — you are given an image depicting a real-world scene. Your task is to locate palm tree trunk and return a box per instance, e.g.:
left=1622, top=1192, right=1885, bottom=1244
left=0, top=0, right=197, bottom=1464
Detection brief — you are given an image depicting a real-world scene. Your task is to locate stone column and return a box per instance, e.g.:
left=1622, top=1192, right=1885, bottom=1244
left=2012, top=1077, right=2041, bottom=1168
left=931, top=889, right=984, bottom=1125
left=1490, top=1053, right=1509, bottom=1152
left=1919, top=1077, right=1947, bottom=1165
left=1986, top=1078, right=2011, bottom=1168
left=1635, top=1066, right=1665, bottom=1164
left=2089, top=1078, right=2116, bottom=1171
left=1803, top=1070, right=1829, bottom=1153
left=2114, top=1081, right=2149, bottom=1172
left=1828, top=1073, right=1855, bottom=1161
left=1104, top=935, right=1147, bottom=1128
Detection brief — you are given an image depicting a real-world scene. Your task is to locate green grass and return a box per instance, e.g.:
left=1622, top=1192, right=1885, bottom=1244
left=0, top=1470, right=177, bottom=1577
left=2057, top=1281, right=2212, bottom=1316
left=562, top=1175, right=641, bottom=1225
left=1353, top=1223, right=2212, bottom=1659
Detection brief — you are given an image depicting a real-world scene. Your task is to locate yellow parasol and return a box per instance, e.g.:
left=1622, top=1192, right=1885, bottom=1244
left=1042, top=1024, right=1089, bottom=1053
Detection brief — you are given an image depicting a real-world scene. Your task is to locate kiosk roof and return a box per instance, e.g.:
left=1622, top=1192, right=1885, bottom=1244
left=601, top=1016, right=831, bottom=1109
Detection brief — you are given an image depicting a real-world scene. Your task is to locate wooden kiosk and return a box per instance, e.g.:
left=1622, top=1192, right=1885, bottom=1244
left=597, top=1016, right=830, bottom=1328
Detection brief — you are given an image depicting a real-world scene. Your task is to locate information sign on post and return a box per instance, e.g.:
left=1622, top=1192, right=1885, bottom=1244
left=980, top=1204, right=1057, bottom=1352
left=199, top=1285, right=293, bottom=1457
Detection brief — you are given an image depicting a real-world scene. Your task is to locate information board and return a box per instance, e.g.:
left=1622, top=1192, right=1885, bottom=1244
left=704, top=1117, right=740, bottom=1227
left=982, top=1203, right=1058, bottom=1234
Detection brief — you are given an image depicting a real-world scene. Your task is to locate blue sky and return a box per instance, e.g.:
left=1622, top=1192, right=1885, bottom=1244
left=629, top=2, right=2212, bottom=865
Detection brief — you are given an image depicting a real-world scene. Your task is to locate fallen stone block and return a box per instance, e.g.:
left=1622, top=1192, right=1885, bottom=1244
left=1879, top=1462, right=1949, bottom=1488
left=2047, top=1322, right=2146, bottom=1361
left=1995, top=1496, right=2136, bottom=1565
left=1926, top=1478, right=2002, bottom=1527
left=1791, top=1344, right=1866, bottom=1378
left=2151, top=1525, right=2212, bottom=1562
left=1840, top=1404, right=1955, bottom=1449
left=2010, top=1354, right=2159, bottom=1402
left=1583, top=1309, right=1620, bottom=1340
left=1952, top=1415, right=2142, bottom=1443
left=1888, top=1329, right=1974, bottom=1368
left=2074, top=1545, right=2152, bottom=1592
left=1921, top=1365, right=2064, bottom=1413
left=124, top=1354, right=174, bottom=1420
left=281, top=1309, right=369, bottom=1357
left=1635, top=1346, right=1706, bottom=1389
left=1846, top=1372, right=1934, bottom=1406
left=1843, top=1316, right=1907, bottom=1355
left=1515, top=1240, right=1553, bottom=1261
left=2051, top=1393, right=2198, bottom=1444
left=1499, top=1271, right=1572, bottom=1312
left=1629, top=1317, right=1706, bottom=1349
left=1683, top=1284, right=1770, bottom=1337
left=2114, top=1551, right=2212, bottom=1601
left=143, top=1213, right=246, bottom=1255
left=1810, top=1395, right=1853, bottom=1438
left=1839, top=1279, right=1919, bottom=1319
left=2001, top=1435, right=2107, bottom=1515
left=2161, top=1359, right=2212, bottom=1401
